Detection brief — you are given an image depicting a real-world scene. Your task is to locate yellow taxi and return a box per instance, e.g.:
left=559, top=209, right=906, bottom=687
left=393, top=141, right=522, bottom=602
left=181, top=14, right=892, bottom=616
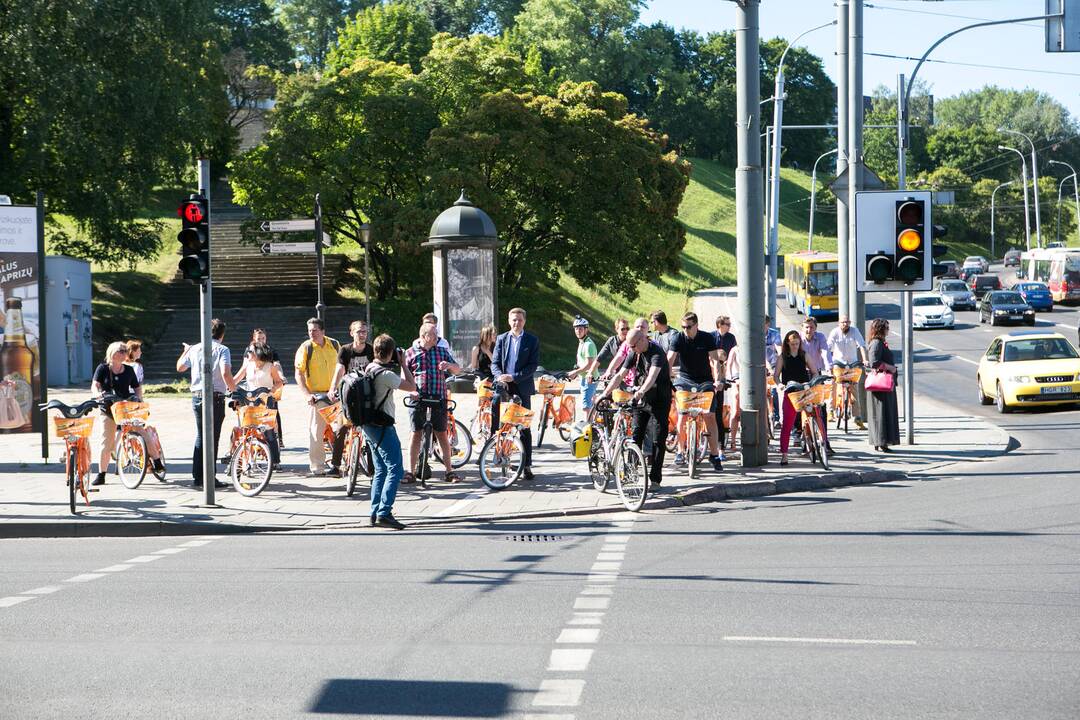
left=976, top=331, right=1080, bottom=413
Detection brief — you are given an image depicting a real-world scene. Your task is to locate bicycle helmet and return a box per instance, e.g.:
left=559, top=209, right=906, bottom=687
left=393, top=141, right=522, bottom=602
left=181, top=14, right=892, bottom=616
left=572, top=315, right=589, bottom=328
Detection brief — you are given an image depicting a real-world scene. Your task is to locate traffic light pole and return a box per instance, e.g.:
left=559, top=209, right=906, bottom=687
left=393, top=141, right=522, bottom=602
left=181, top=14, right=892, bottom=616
left=897, top=75, right=914, bottom=445
left=198, top=159, right=216, bottom=506
left=847, top=0, right=868, bottom=427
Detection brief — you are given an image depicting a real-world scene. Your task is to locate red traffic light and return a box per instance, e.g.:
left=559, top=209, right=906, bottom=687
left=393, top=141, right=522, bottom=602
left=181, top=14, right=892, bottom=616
left=178, top=201, right=205, bottom=224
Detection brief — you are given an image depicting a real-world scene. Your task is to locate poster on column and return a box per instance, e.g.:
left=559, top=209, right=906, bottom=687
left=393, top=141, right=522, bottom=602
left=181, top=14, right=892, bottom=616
left=0, top=205, right=43, bottom=433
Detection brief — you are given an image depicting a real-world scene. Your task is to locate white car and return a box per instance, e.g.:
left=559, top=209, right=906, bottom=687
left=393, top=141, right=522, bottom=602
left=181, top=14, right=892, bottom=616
left=912, top=294, right=955, bottom=329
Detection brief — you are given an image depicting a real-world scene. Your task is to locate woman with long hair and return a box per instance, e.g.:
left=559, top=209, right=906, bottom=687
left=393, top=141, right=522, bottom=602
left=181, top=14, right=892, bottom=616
left=773, top=329, right=823, bottom=466
left=470, top=324, right=496, bottom=380
left=866, top=318, right=900, bottom=451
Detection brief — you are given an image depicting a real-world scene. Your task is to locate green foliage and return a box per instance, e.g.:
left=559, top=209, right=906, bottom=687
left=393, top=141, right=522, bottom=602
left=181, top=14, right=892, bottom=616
left=760, top=38, right=835, bottom=168
left=926, top=125, right=1006, bottom=182
left=329, top=2, right=436, bottom=73
left=419, top=33, right=534, bottom=121
left=936, top=86, right=1078, bottom=141
left=412, top=0, right=525, bottom=35
left=217, top=0, right=293, bottom=68
left=0, top=0, right=232, bottom=266
left=277, top=0, right=374, bottom=67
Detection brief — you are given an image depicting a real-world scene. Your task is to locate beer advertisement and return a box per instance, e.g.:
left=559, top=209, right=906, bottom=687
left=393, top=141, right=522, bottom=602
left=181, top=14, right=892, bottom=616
left=0, top=205, right=43, bottom=434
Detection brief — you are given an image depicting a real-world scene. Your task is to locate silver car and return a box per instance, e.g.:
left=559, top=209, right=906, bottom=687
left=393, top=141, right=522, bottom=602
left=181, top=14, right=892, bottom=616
left=936, top=279, right=977, bottom=310
left=963, top=255, right=990, bottom=273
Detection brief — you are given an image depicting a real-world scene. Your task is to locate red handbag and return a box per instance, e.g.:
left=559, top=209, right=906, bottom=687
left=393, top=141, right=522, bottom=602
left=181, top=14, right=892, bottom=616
left=865, top=369, right=894, bottom=392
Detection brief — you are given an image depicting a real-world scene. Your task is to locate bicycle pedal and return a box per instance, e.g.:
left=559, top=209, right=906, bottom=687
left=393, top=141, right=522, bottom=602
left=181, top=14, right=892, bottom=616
left=87, top=487, right=101, bottom=493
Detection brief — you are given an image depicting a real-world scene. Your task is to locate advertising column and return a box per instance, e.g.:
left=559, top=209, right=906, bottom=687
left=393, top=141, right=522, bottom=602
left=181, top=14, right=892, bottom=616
left=0, top=204, right=43, bottom=434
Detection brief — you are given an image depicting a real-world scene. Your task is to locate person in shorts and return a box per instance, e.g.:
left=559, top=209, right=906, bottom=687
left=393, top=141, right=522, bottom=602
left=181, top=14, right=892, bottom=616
left=666, top=312, right=726, bottom=471
left=404, top=323, right=462, bottom=483
left=566, top=316, right=599, bottom=412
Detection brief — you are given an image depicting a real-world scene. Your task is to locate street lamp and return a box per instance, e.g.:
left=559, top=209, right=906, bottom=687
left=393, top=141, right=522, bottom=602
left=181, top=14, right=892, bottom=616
left=360, top=222, right=372, bottom=328
left=808, top=147, right=838, bottom=250
left=990, top=179, right=1016, bottom=260
left=1048, top=159, right=1080, bottom=246
left=998, top=145, right=1032, bottom=252
left=766, top=19, right=836, bottom=320
left=999, top=127, right=1042, bottom=248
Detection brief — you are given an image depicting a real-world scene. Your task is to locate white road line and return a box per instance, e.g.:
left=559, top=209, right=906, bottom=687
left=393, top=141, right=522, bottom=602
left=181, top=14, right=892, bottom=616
left=604, top=535, right=630, bottom=543
left=0, top=596, right=34, bottom=608
left=548, top=648, right=594, bottom=672
left=587, top=574, right=617, bottom=583
left=596, top=552, right=624, bottom=561
left=917, top=341, right=940, bottom=351
left=436, top=491, right=485, bottom=517
left=574, top=597, right=610, bottom=610
left=65, top=573, right=104, bottom=583
left=580, top=587, right=612, bottom=596
left=952, top=355, right=979, bottom=366
left=22, top=586, right=61, bottom=595
left=557, top=628, right=600, bottom=644
left=153, top=547, right=188, bottom=555
left=724, top=636, right=916, bottom=646
left=567, top=614, right=604, bottom=626
left=126, top=555, right=163, bottom=563
left=532, top=679, right=586, bottom=707
left=179, top=540, right=213, bottom=547
left=97, top=564, right=133, bottom=573
left=590, top=562, right=621, bottom=572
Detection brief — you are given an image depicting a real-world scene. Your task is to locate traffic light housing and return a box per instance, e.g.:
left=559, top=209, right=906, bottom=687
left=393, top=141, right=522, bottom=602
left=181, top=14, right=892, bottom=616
left=930, top=224, right=949, bottom=277
left=865, top=251, right=894, bottom=283
left=177, top=195, right=210, bottom=283
left=894, top=199, right=925, bottom=284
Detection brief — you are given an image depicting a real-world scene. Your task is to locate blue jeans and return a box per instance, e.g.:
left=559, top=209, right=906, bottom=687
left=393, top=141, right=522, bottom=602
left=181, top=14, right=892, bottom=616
left=191, top=394, right=226, bottom=484
left=580, top=379, right=598, bottom=411
left=362, top=425, right=404, bottom=518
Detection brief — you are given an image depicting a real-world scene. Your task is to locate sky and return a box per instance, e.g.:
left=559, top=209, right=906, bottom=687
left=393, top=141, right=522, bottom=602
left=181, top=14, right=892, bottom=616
left=640, top=0, right=1080, bottom=119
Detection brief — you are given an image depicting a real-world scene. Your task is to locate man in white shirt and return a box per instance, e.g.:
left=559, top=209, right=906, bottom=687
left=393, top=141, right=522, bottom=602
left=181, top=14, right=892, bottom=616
left=826, top=315, right=868, bottom=427
left=176, top=318, right=237, bottom=489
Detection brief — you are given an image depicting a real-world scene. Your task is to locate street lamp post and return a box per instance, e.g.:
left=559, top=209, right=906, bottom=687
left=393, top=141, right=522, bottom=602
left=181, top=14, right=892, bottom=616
left=1048, top=159, right=1080, bottom=245
left=999, top=145, right=1032, bottom=252
left=360, top=222, right=372, bottom=329
left=1000, top=128, right=1042, bottom=248
left=808, top=147, right=838, bottom=250
left=991, top=179, right=1016, bottom=260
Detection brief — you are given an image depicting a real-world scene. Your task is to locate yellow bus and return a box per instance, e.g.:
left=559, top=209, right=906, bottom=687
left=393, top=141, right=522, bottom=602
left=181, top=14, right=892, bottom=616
left=784, top=251, right=840, bottom=319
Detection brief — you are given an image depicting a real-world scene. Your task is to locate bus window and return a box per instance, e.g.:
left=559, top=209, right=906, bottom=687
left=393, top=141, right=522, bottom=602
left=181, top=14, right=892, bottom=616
left=807, top=271, right=838, bottom=296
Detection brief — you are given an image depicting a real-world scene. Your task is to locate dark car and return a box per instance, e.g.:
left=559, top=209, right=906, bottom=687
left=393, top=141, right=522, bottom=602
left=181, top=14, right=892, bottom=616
left=1003, top=249, right=1022, bottom=267
left=970, top=274, right=1002, bottom=294
left=938, top=260, right=959, bottom=278
left=979, top=291, right=1036, bottom=326
left=1012, top=281, right=1054, bottom=311
left=959, top=266, right=979, bottom=282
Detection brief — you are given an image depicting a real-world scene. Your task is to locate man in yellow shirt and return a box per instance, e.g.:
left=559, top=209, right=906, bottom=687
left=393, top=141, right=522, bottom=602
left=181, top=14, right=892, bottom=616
left=295, top=317, right=340, bottom=475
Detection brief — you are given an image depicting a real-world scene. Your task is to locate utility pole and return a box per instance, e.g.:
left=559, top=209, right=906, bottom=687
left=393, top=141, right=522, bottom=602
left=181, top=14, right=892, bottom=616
left=1049, top=159, right=1080, bottom=245
left=1002, top=128, right=1042, bottom=248
left=848, top=0, right=865, bottom=338
left=808, top=148, right=839, bottom=250
left=197, top=159, right=215, bottom=507
left=836, top=0, right=850, bottom=320
left=896, top=74, right=914, bottom=444
left=999, top=145, right=1032, bottom=251
left=735, top=0, right=768, bottom=468
left=314, top=193, right=326, bottom=322
left=991, top=180, right=1017, bottom=260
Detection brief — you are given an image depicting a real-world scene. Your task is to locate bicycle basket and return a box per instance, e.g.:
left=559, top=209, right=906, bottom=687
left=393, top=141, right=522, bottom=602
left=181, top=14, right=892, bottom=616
left=833, top=365, right=863, bottom=383
left=500, top=402, right=534, bottom=425
left=675, top=390, right=714, bottom=412
left=111, top=400, right=150, bottom=424
left=476, top=380, right=494, bottom=399
left=537, top=376, right=566, bottom=396
left=53, top=416, right=94, bottom=440
left=610, top=389, right=633, bottom=404
left=316, top=402, right=341, bottom=424
left=786, top=386, right=814, bottom=412
left=240, top=405, right=278, bottom=428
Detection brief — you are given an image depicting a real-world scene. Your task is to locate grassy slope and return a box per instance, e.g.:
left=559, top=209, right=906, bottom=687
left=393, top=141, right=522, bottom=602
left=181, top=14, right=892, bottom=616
left=519, top=157, right=837, bottom=367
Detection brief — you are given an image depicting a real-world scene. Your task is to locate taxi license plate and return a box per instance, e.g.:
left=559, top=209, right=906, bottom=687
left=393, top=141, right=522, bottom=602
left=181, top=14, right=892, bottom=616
left=1041, top=386, right=1071, bottom=395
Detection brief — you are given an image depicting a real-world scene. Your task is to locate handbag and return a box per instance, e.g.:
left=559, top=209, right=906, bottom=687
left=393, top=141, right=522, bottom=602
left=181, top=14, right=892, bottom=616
left=865, top=368, right=894, bottom=392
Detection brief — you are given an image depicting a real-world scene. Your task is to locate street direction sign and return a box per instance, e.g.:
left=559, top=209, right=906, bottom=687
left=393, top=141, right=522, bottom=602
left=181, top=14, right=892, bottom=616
left=257, top=219, right=315, bottom=233
left=260, top=242, right=316, bottom=255
left=322, top=231, right=332, bottom=248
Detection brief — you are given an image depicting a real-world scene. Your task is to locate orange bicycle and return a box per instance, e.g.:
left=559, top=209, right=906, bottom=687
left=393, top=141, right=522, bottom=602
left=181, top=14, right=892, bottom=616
left=478, top=386, right=534, bottom=490
left=226, top=387, right=277, bottom=496
left=110, top=400, right=166, bottom=489
left=41, top=396, right=103, bottom=514
left=535, top=372, right=575, bottom=447
left=313, top=393, right=341, bottom=470
left=469, top=376, right=494, bottom=446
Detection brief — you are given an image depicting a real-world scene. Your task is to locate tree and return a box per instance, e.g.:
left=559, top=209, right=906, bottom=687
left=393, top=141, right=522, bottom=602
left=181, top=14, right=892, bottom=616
left=862, top=83, right=931, bottom=184
left=329, top=2, right=435, bottom=74
left=216, top=1, right=293, bottom=135
left=926, top=125, right=1007, bottom=183
left=229, top=60, right=440, bottom=297
left=0, top=0, right=231, bottom=265
left=426, top=81, right=690, bottom=297
left=277, top=0, right=375, bottom=67
left=760, top=38, right=835, bottom=169
left=412, top=0, right=525, bottom=35
left=936, top=86, right=1078, bottom=143
left=419, top=33, right=535, bottom=121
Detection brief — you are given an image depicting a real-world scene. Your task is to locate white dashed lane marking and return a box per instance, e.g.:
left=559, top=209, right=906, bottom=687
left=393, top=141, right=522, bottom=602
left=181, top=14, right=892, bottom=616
left=0, top=596, right=34, bottom=608
left=533, top=679, right=586, bottom=707
left=22, top=586, right=61, bottom=595
left=126, top=555, right=164, bottom=563
left=65, top=573, right=105, bottom=583
left=548, top=649, right=595, bottom=672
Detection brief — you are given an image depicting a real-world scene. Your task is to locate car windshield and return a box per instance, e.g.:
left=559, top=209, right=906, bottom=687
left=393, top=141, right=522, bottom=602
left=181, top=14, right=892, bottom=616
left=1018, top=283, right=1046, bottom=292
left=993, top=292, right=1024, bottom=304
left=941, top=281, right=967, bottom=291
left=913, top=297, right=943, bottom=307
left=1002, top=338, right=1079, bottom=362
left=807, top=271, right=838, bottom=296
left=964, top=257, right=981, bottom=263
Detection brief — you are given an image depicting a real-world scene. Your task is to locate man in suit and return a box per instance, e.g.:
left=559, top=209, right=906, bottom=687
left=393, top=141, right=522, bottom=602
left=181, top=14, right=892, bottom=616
left=491, top=307, right=540, bottom=478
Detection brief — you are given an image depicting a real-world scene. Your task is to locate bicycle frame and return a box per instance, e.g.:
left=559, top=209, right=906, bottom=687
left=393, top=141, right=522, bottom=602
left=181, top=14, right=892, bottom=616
left=65, top=434, right=93, bottom=506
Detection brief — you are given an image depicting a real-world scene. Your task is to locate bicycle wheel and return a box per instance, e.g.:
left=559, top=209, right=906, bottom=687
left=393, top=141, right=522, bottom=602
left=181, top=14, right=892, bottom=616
left=842, top=390, right=850, bottom=434
left=616, top=440, right=649, bottom=512
left=117, top=432, right=148, bottom=490
left=418, top=430, right=432, bottom=484
left=346, top=433, right=362, bottom=497
left=67, top=450, right=77, bottom=515
left=813, top=410, right=831, bottom=471
left=687, top=420, right=699, bottom=479
left=434, top=418, right=473, bottom=469
left=835, top=390, right=844, bottom=431
left=588, top=429, right=609, bottom=492
left=479, top=432, right=525, bottom=490
left=230, top=437, right=273, bottom=497
left=536, top=404, right=549, bottom=448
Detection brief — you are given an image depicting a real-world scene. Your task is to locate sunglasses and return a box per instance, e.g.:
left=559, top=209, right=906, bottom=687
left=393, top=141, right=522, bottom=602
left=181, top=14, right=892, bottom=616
left=681, top=325, right=694, bottom=330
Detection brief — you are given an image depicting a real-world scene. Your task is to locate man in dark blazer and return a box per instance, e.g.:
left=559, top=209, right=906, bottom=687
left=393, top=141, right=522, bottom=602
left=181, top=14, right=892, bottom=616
left=491, top=307, right=540, bottom=477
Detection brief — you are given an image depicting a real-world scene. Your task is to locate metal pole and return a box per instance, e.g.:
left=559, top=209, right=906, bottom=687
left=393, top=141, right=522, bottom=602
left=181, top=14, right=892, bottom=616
left=808, top=148, right=838, bottom=251
left=36, top=190, right=48, bottom=461
left=1057, top=177, right=1065, bottom=246
left=848, top=0, right=866, bottom=380
left=999, top=146, right=1032, bottom=252
left=764, top=125, right=771, bottom=257
left=736, top=0, right=767, bottom=468
left=1000, top=129, right=1041, bottom=249
left=363, top=231, right=372, bottom=329
left=836, top=0, right=850, bottom=320
left=198, top=159, right=215, bottom=506
left=897, top=74, right=913, bottom=445
left=314, top=193, right=325, bottom=322
left=991, top=180, right=1016, bottom=260
left=1049, top=159, right=1080, bottom=245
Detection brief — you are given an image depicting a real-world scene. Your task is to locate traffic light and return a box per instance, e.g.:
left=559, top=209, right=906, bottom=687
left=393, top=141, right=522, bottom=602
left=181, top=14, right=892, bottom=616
left=894, top=198, right=925, bottom=284
left=177, top=195, right=210, bottom=283
left=865, top=250, right=894, bottom=283
left=930, top=224, right=949, bottom=277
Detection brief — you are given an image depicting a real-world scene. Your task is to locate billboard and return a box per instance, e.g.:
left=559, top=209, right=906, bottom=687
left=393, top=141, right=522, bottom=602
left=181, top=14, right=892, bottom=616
left=0, top=205, right=43, bottom=433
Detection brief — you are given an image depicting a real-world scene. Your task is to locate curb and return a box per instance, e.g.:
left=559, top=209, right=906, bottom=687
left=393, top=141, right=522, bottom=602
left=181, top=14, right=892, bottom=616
left=0, top=520, right=293, bottom=539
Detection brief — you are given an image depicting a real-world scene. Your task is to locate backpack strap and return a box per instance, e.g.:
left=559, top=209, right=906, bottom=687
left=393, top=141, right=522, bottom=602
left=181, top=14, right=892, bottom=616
left=304, top=337, right=341, bottom=371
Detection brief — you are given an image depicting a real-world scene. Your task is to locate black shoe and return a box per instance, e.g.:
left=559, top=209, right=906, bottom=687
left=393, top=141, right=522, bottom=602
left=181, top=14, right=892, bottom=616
left=152, top=458, right=165, bottom=473
left=880, top=445, right=892, bottom=453
left=825, top=444, right=836, bottom=457
left=710, top=456, right=723, bottom=471
left=369, top=514, right=376, bottom=527
left=91, top=473, right=106, bottom=486
left=213, top=480, right=229, bottom=489
left=376, top=514, right=405, bottom=530
left=522, top=467, right=534, bottom=481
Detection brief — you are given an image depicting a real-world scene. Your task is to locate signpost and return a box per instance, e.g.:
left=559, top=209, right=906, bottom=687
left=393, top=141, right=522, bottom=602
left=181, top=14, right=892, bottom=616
left=253, top=208, right=331, bottom=322
left=259, top=242, right=316, bottom=255
left=258, top=219, right=314, bottom=233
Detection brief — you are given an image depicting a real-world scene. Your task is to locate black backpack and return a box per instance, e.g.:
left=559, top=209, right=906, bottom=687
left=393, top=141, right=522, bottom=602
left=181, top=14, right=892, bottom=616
left=340, top=366, right=394, bottom=427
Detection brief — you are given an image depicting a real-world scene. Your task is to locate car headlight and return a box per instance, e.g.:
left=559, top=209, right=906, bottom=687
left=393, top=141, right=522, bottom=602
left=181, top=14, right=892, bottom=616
left=994, top=309, right=1007, bottom=315
left=811, top=304, right=820, bottom=310
left=1024, top=309, right=1034, bottom=314
left=1008, top=375, right=1031, bottom=383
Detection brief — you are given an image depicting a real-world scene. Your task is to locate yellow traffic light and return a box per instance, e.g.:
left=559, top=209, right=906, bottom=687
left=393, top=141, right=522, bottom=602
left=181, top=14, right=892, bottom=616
left=897, top=228, right=922, bottom=253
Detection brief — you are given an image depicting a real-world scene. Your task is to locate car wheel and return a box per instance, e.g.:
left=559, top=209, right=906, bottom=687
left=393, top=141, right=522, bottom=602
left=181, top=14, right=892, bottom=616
left=977, top=376, right=993, bottom=406
left=995, top=383, right=1012, bottom=414
left=1026, top=318, right=1036, bottom=326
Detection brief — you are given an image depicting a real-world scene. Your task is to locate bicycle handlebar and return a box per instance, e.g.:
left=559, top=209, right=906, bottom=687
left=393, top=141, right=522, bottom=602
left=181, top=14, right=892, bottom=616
left=40, top=397, right=105, bottom=418
left=403, top=395, right=458, bottom=412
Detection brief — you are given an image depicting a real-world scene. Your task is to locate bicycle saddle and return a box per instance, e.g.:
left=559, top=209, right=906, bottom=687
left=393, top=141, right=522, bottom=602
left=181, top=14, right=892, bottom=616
left=40, top=398, right=101, bottom=418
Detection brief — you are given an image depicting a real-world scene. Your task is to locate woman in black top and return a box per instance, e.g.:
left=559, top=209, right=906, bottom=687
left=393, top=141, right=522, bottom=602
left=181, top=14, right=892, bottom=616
left=866, top=318, right=900, bottom=452
left=90, top=341, right=163, bottom=485
left=773, top=330, right=821, bottom=465
left=470, top=324, right=496, bottom=380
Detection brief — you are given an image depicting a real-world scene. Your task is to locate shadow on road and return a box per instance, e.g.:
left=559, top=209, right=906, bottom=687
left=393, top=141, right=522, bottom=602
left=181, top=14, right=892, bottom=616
left=309, top=678, right=513, bottom=717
